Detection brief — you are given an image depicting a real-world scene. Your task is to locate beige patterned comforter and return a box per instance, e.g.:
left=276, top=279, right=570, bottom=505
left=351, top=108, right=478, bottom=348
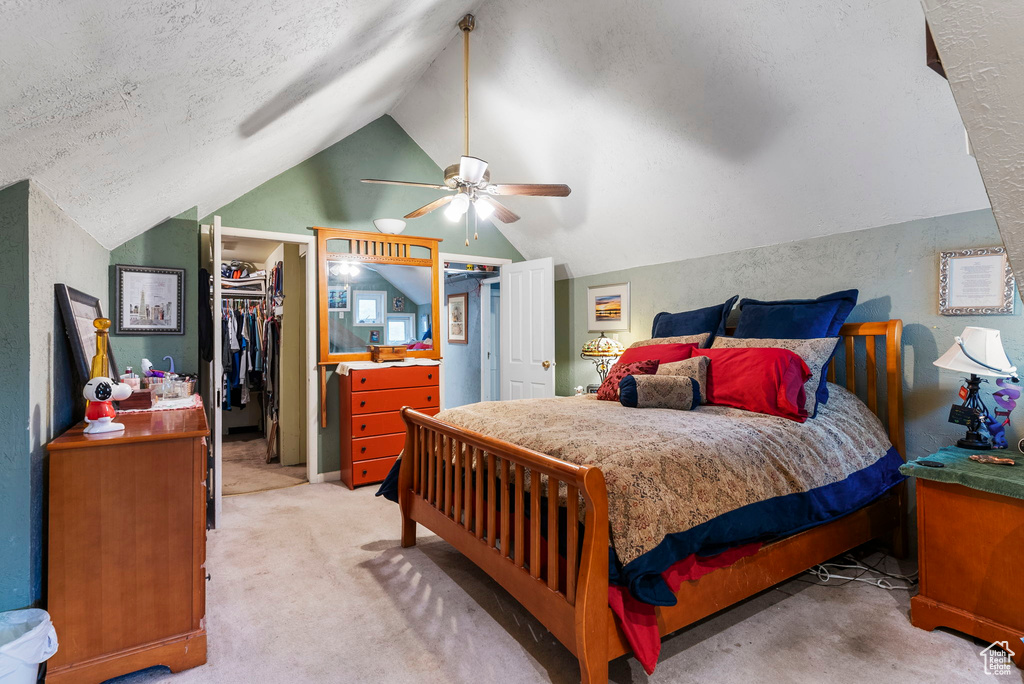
left=433, top=385, right=893, bottom=564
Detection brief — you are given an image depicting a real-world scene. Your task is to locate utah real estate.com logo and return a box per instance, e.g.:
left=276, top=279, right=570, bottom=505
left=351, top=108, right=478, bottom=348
left=979, top=641, right=1016, bottom=676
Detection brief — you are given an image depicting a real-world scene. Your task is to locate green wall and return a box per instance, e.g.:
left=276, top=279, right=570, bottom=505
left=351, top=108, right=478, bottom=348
left=556, top=209, right=1023, bottom=462
left=0, top=181, right=32, bottom=611
left=109, top=207, right=200, bottom=376
left=0, top=181, right=109, bottom=612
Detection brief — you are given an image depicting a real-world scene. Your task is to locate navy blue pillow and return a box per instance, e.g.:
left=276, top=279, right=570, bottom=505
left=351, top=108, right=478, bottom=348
left=733, top=289, right=858, bottom=407
left=619, top=375, right=640, bottom=408
left=651, top=296, right=738, bottom=341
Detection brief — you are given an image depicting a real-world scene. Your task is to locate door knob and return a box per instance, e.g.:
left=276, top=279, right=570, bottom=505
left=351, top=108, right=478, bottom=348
left=542, top=360, right=551, bottom=369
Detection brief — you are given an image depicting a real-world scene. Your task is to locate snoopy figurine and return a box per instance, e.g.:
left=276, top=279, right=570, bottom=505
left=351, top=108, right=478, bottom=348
left=83, top=377, right=133, bottom=434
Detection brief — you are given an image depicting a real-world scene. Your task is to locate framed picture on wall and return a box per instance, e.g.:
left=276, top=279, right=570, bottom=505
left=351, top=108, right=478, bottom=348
left=939, top=247, right=1016, bottom=315
left=448, top=293, right=469, bottom=344
left=587, top=282, right=630, bottom=332
left=369, top=330, right=381, bottom=343
left=115, top=265, right=185, bottom=335
left=328, top=284, right=350, bottom=311
left=393, top=296, right=405, bottom=312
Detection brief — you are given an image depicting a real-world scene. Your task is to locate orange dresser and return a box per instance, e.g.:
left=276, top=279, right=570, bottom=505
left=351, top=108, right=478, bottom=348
left=339, top=365, right=439, bottom=489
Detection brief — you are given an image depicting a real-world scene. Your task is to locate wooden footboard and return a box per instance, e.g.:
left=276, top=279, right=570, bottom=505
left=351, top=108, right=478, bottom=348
left=398, top=408, right=611, bottom=680
left=399, top=320, right=906, bottom=683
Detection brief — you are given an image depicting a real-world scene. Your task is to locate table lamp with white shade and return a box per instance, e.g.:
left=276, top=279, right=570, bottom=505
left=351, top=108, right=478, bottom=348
left=933, top=326, right=1019, bottom=450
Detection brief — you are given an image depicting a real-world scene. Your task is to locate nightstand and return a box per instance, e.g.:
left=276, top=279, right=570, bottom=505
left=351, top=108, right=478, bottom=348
left=901, top=447, right=1024, bottom=668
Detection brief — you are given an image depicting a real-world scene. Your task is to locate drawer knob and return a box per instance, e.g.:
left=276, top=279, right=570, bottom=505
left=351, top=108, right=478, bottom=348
left=361, top=447, right=367, bottom=453
left=360, top=377, right=367, bottom=384
left=360, top=400, right=366, bottom=407
left=428, top=373, right=433, bottom=379
left=362, top=469, right=368, bottom=476
left=427, top=395, right=432, bottom=402
left=360, top=424, right=366, bottom=430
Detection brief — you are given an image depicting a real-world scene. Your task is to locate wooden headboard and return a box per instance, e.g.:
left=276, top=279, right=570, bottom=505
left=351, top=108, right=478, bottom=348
left=725, top=320, right=905, bottom=458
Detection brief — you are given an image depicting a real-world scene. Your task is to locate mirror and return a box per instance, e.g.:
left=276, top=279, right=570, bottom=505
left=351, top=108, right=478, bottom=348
left=327, top=262, right=434, bottom=353
left=316, top=228, right=442, bottom=363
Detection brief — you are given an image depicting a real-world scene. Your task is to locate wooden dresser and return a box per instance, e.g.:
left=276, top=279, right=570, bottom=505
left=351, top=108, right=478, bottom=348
left=46, top=407, right=209, bottom=683
left=339, top=365, right=439, bottom=489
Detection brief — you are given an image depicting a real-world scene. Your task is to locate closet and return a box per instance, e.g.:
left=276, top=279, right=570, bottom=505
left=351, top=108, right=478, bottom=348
left=202, top=227, right=309, bottom=519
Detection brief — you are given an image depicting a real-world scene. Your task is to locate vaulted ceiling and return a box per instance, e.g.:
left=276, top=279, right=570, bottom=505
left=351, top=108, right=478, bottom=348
left=2, top=0, right=991, bottom=277
left=0, top=0, right=481, bottom=249
left=394, top=1, right=992, bottom=277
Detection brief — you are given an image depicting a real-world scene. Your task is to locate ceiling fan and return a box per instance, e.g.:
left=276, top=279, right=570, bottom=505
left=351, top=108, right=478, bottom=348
left=361, top=14, right=571, bottom=242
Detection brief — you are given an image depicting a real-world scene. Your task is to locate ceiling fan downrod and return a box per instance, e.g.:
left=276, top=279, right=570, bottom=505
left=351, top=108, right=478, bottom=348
left=459, top=14, right=475, bottom=157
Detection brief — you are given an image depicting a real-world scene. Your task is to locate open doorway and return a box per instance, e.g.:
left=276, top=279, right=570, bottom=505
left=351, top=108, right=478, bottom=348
left=439, top=254, right=512, bottom=409
left=202, top=220, right=318, bottom=526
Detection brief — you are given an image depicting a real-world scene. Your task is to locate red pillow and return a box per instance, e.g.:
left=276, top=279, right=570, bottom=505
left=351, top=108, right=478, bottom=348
left=597, top=359, right=660, bottom=401
left=617, top=343, right=696, bottom=366
left=691, top=348, right=811, bottom=422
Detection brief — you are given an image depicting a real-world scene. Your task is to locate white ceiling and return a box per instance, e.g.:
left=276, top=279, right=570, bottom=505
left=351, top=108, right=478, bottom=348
left=0, top=0, right=480, bottom=249
left=1, top=0, right=993, bottom=276
left=392, top=0, right=993, bottom=277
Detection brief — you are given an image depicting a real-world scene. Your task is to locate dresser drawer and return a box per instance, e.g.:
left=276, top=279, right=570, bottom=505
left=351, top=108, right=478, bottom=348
left=352, top=456, right=398, bottom=486
left=352, top=433, right=406, bottom=463
left=351, top=366, right=438, bottom=391
left=352, top=407, right=440, bottom=438
left=351, top=387, right=438, bottom=415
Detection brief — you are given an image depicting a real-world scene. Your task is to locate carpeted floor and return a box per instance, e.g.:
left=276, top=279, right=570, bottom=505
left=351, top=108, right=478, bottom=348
left=222, top=432, right=306, bottom=495
left=109, top=484, right=1000, bottom=684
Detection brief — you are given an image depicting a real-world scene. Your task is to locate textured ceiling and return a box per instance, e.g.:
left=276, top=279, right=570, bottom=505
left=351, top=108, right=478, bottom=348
left=392, top=0, right=992, bottom=278
left=0, top=0, right=480, bottom=249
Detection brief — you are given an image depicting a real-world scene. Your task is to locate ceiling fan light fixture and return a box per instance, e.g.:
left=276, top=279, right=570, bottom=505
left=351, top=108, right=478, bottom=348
left=475, top=196, right=496, bottom=221
left=459, top=156, right=488, bottom=185
left=373, top=218, right=406, bottom=234
left=444, top=193, right=471, bottom=221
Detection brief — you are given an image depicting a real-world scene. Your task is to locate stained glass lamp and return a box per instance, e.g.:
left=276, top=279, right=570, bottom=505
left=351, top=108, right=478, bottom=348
left=581, top=334, right=625, bottom=383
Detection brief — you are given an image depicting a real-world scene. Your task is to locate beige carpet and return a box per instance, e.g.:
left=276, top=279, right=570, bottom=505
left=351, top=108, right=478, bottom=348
left=109, top=484, right=998, bottom=684
left=222, top=433, right=306, bottom=495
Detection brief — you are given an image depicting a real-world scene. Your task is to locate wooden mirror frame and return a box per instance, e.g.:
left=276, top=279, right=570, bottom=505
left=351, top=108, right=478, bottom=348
left=315, top=228, right=443, bottom=364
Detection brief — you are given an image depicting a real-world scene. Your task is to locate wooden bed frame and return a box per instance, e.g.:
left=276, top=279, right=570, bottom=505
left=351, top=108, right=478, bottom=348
left=397, top=320, right=906, bottom=683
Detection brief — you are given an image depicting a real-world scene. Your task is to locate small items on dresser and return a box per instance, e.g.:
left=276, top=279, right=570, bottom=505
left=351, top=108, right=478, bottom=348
left=368, top=345, right=408, bottom=363
left=901, top=447, right=1024, bottom=670
left=82, top=377, right=132, bottom=433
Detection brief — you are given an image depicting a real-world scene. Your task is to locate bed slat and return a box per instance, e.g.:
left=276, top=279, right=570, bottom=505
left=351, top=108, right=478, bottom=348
left=427, top=430, right=436, bottom=506
left=444, top=436, right=453, bottom=518
left=530, top=472, right=542, bottom=578
left=547, top=477, right=559, bottom=592
left=865, top=335, right=878, bottom=413
left=500, top=458, right=511, bottom=558
left=565, top=485, right=579, bottom=605
left=454, top=439, right=463, bottom=524
left=514, top=464, right=526, bottom=568
left=487, top=453, right=497, bottom=547
left=845, top=336, right=856, bottom=393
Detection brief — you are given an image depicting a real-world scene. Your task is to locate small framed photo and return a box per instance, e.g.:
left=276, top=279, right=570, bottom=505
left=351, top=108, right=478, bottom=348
left=328, top=284, right=350, bottom=311
left=939, top=247, right=1015, bottom=315
left=369, top=330, right=381, bottom=343
left=393, top=296, right=405, bottom=312
left=448, top=293, right=469, bottom=344
left=56, top=284, right=119, bottom=385
left=587, top=282, right=630, bottom=332
left=115, top=265, right=185, bottom=335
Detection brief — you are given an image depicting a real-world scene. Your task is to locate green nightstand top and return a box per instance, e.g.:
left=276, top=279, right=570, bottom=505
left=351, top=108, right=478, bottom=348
left=900, top=446, right=1024, bottom=501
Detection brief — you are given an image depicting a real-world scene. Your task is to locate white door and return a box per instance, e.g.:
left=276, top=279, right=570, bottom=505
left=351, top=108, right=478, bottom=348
left=210, top=216, right=224, bottom=521
left=500, top=257, right=555, bottom=400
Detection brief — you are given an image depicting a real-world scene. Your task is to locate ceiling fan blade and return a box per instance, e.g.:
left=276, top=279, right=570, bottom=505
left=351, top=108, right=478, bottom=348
left=361, top=179, right=452, bottom=190
left=458, top=156, right=488, bottom=185
left=486, top=198, right=521, bottom=224
left=487, top=183, right=571, bottom=197
left=404, top=195, right=453, bottom=219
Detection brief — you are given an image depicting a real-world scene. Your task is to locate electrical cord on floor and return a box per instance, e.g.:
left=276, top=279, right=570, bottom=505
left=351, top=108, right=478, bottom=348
left=795, top=553, right=918, bottom=591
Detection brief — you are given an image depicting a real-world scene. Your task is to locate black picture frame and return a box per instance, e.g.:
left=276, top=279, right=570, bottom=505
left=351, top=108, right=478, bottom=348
left=115, top=264, right=186, bottom=335
left=55, top=284, right=119, bottom=385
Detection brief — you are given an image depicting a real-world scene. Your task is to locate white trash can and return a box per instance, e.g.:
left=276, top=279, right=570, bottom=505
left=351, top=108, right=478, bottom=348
left=0, top=610, right=58, bottom=684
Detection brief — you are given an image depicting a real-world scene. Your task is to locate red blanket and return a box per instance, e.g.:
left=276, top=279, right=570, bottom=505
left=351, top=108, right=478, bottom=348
left=607, top=543, right=763, bottom=674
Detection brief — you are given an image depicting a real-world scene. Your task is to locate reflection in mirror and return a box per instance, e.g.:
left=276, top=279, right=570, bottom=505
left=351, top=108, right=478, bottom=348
left=327, top=260, right=434, bottom=354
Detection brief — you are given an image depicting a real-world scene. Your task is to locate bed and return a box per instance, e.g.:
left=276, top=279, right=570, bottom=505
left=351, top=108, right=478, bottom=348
left=395, top=320, right=906, bottom=683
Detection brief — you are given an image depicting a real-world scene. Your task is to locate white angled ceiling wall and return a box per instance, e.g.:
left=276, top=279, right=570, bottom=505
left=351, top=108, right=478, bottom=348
left=392, top=0, right=991, bottom=277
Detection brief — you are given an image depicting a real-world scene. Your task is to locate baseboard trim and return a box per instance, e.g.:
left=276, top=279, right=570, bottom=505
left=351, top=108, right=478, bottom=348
left=320, top=470, right=341, bottom=482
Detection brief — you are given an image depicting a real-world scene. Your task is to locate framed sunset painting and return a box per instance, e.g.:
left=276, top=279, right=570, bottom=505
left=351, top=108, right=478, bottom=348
left=587, top=282, right=629, bottom=332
